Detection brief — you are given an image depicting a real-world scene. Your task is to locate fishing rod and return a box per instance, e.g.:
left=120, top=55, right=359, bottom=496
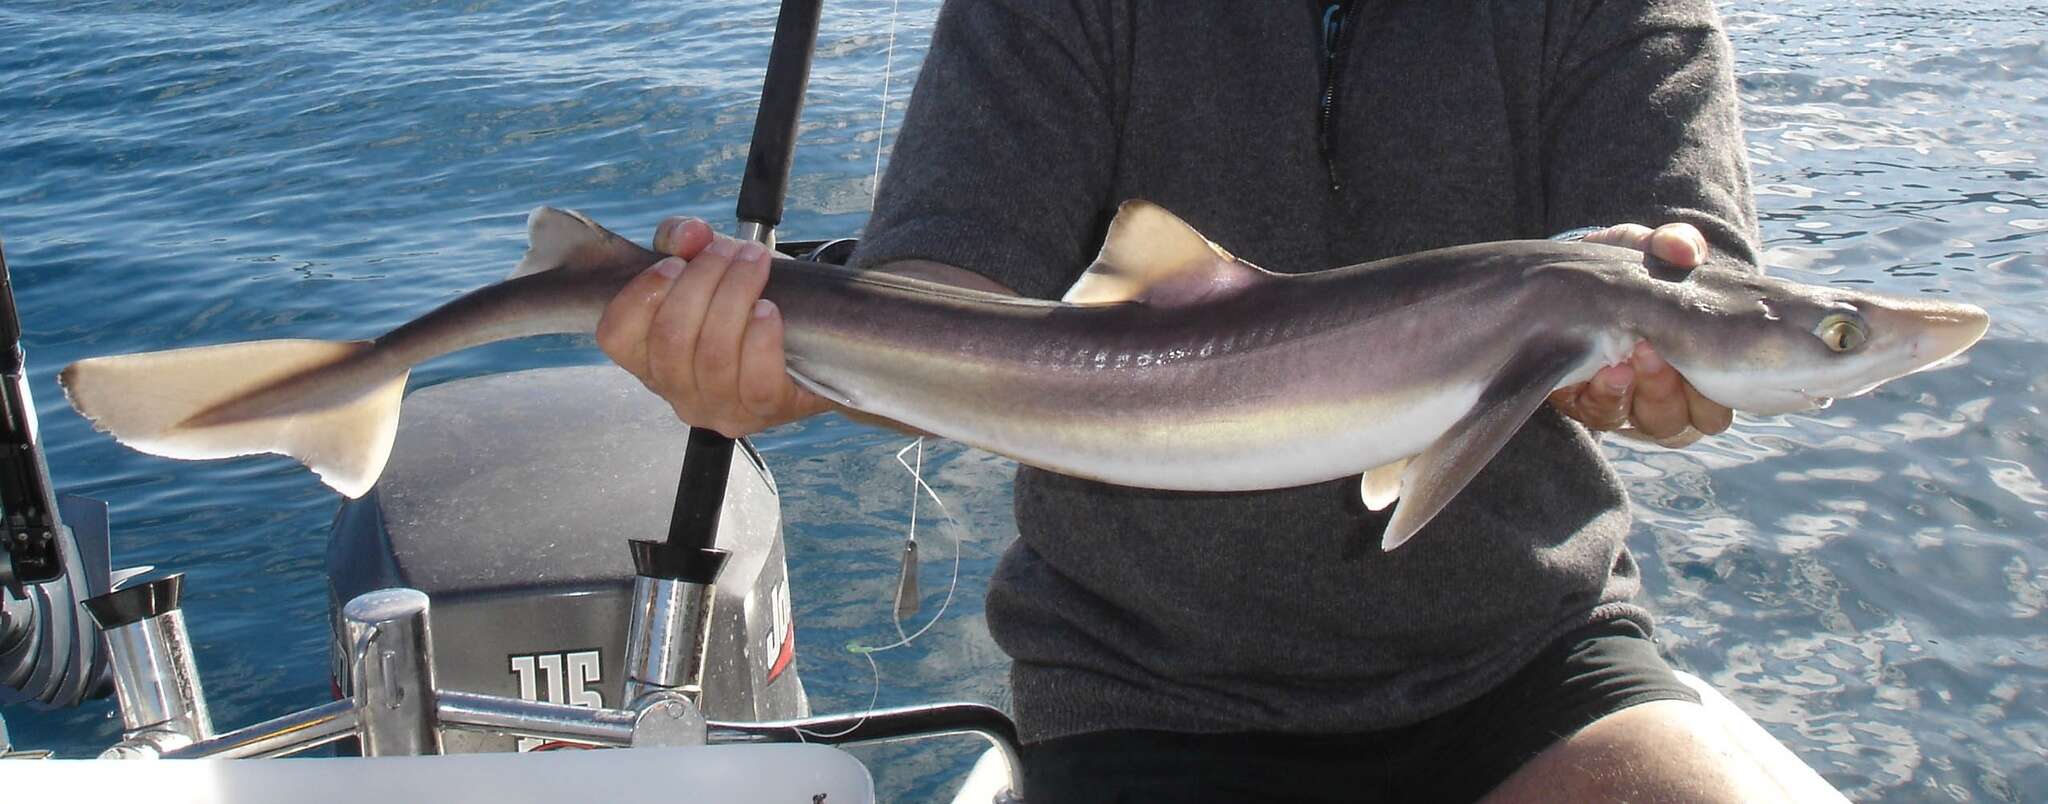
left=659, top=0, right=820, bottom=565
left=625, top=0, right=824, bottom=707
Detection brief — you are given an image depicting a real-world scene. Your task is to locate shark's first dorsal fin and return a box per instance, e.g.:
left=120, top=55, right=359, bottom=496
left=1062, top=200, right=1272, bottom=307
left=512, top=207, right=655, bottom=278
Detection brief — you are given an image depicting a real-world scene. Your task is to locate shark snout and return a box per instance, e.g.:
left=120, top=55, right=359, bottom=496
left=1877, top=300, right=1989, bottom=370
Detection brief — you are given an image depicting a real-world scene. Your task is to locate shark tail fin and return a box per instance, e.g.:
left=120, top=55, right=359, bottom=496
left=59, top=339, right=407, bottom=498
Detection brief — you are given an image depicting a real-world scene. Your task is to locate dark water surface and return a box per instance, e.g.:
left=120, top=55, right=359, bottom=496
left=2, top=1, right=2042, bottom=800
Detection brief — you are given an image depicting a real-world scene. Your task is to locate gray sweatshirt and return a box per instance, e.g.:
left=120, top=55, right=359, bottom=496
left=851, top=0, right=1759, bottom=743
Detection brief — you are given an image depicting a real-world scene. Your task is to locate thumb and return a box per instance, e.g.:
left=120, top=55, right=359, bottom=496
left=652, top=216, right=719, bottom=259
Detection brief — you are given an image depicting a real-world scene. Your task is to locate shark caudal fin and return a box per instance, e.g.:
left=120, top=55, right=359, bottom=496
left=59, top=339, right=407, bottom=498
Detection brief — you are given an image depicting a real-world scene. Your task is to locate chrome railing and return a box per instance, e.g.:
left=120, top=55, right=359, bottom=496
left=72, top=570, right=1024, bottom=799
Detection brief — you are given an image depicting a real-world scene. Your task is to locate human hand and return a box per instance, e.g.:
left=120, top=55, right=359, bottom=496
left=596, top=216, right=831, bottom=438
left=1546, top=223, right=1734, bottom=447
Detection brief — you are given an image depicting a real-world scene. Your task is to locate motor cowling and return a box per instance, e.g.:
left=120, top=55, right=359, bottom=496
left=328, top=365, right=807, bottom=752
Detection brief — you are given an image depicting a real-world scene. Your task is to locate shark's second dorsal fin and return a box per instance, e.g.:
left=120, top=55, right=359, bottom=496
left=1062, top=201, right=1272, bottom=307
left=512, top=207, right=654, bottom=278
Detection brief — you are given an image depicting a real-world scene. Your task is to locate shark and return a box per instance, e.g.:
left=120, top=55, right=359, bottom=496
left=58, top=201, right=1990, bottom=549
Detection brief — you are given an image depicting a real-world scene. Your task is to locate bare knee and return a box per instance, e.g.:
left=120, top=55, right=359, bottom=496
left=1480, top=700, right=1792, bottom=804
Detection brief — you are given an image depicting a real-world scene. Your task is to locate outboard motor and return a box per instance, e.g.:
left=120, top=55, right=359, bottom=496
left=1, top=236, right=120, bottom=744
left=328, top=365, right=808, bottom=752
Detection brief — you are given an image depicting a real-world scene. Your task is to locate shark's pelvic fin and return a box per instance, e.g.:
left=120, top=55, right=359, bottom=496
left=511, top=207, right=651, bottom=278
left=1061, top=200, right=1273, bottom=306
left=1360, top=458, right=1409, bottom=511
left=59, top=340, right=407, bottom=498
left=1379, top=340, right=1588, bottom=551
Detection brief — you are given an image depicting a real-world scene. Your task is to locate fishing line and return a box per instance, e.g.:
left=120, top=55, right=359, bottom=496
left=869, top=0, right=902, bottom=208
left=877, top=438, right=964, bottom=650
left=795, top=648, right=881, bottom=742
left=801, top=7, right=952, bottom=741
left=798, top=438, right=966, bottom=741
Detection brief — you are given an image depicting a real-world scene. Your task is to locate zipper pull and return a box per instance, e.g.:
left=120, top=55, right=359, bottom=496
left=1323, top=3, right=1344, bottom=58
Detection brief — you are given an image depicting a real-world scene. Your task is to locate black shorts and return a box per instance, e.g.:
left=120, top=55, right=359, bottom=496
left=1019, top=618, right=1700, bottom=804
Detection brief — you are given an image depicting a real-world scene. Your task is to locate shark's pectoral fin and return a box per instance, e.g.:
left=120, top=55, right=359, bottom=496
left=1378, top=340, right=1588, bottom=552
left=1360, top=458, right=1409, bottom=511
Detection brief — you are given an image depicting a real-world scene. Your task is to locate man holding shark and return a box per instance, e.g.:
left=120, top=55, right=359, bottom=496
left=39, top=0, right=1990, bottom=794
left=42, top=0, right=1989, bottom=795
left=596, top=1, right=1826, bottom=801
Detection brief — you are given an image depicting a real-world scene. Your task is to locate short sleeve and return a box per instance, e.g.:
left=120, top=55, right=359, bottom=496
left=849, top=0, right=1122, bottom=300
left=1542, top=0, right=1761, bottom=274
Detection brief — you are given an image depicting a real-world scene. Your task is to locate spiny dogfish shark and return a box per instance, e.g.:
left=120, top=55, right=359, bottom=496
left=59, top=201, right=1989, bottom=550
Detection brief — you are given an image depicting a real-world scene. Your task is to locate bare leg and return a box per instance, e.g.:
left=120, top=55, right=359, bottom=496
left=1479, top=694, right=1841, bottom=804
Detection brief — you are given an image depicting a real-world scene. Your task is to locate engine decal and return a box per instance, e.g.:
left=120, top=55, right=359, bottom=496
left=507, top=648, right=603, bottom=752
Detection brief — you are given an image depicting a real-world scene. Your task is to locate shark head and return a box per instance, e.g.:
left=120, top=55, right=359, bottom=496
left=1651, top=270, right=1990, bottom=416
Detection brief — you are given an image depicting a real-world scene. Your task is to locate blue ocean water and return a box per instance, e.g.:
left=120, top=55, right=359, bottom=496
left=1, top=1, right=2043, bottom=800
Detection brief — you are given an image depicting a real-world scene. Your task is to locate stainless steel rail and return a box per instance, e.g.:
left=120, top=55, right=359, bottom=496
left=437, top=690, right=634, bottom=747
left=87, top=584, right=1023, bottom=799
left=712, top=702, right=1024, bottom=796
left=344, top=588, right=442, bottom=756
left=161, top=699, right=358, bottom=759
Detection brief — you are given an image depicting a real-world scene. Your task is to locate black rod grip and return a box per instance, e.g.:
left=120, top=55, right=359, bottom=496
left=666, top=427, right=736, bottom=554
left=734, top=0, right=824, bottom=227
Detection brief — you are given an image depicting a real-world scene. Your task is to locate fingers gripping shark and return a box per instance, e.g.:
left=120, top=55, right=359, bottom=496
left=59, top=202, right=1989, bottom=550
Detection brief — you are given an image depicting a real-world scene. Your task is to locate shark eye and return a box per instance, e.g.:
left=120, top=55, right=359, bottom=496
left=1817, top=312, right=1867, bottom=352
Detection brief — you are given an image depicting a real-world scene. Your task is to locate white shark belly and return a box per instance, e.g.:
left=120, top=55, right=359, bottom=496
left=861, top=377, right=1487, bottom=492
